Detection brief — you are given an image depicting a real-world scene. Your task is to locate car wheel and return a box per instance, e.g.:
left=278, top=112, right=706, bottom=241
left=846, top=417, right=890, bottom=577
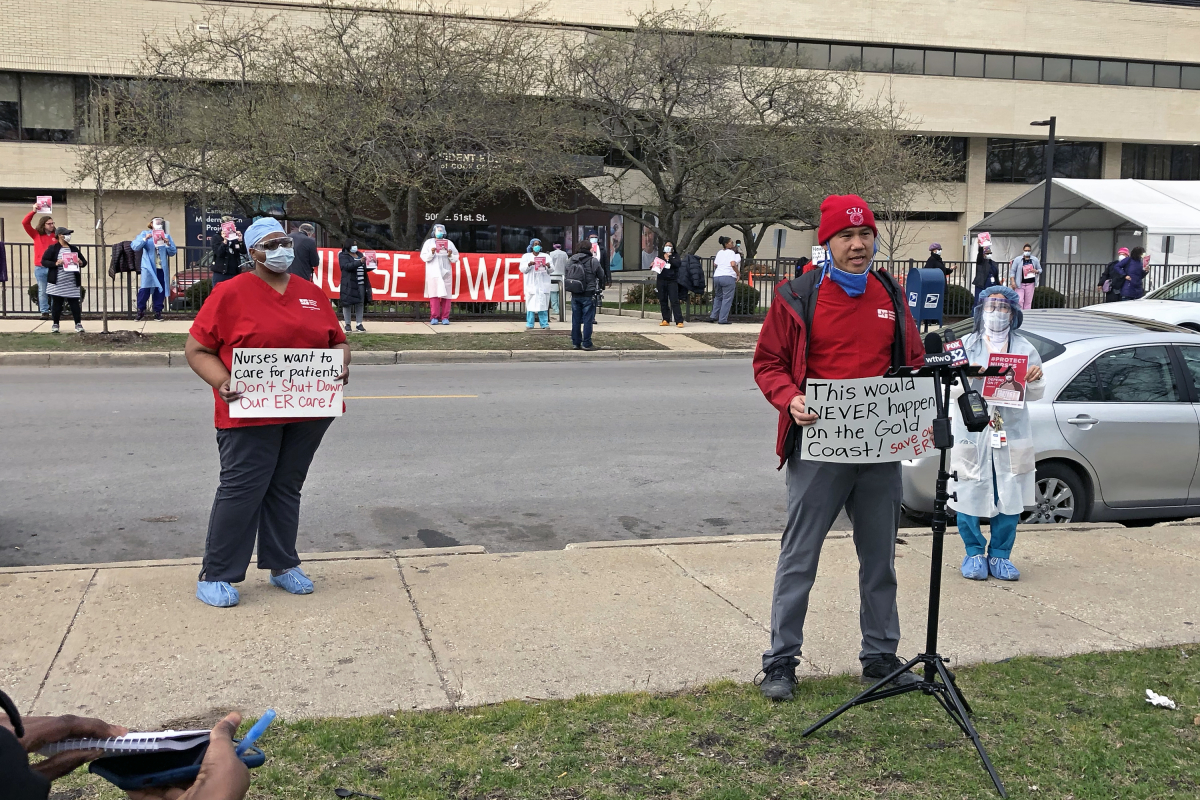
left=1022, top=463, right=1087, bottom=524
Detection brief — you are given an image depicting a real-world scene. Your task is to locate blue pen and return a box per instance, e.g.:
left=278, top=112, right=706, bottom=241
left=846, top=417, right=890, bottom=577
left=235, top=709, right=276, bottom=756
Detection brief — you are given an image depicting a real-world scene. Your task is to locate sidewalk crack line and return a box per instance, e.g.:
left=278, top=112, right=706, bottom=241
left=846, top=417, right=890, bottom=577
left=393, top=556, right=460, bottom=710
left=29, top=568, right=97, bottom=714
left=656, top=547, right=768, bottom=634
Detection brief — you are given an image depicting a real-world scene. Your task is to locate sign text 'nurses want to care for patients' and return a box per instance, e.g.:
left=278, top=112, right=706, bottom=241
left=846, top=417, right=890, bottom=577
left=800, top=376, right=938, bottom=463
left=228, top=348, right=344, bottom=418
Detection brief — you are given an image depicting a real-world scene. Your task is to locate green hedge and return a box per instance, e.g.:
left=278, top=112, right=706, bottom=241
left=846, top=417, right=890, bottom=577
left=1033, top=286, right=1067, bottom=309
left=185, top=279, right=213, bottom=310
left=731, top=282, right=761, bottom=314
left=943, top=284, right=975, bottom=316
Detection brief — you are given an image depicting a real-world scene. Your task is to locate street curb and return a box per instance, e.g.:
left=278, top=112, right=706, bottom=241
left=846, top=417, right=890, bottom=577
left=0, top=545, right=487, bottom=575
left=0, top=349, right=755, bottom=367
left=562, top=521, right=1128, bottom=551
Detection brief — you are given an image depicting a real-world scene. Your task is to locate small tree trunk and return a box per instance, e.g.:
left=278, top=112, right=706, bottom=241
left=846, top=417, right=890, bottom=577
left=96, top=184, right=109, bottom=334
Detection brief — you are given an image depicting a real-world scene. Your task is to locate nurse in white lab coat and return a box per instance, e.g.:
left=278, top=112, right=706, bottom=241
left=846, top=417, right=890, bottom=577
left=947, top=286, right=1045, bottom=582
left=421, top=224, right=459, bottom=324
left=519, top=237, right=552, bottom=329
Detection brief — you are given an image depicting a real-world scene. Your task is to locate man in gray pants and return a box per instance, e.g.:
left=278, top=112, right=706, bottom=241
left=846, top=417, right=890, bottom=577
left=752, top=194, right=924, bottom=701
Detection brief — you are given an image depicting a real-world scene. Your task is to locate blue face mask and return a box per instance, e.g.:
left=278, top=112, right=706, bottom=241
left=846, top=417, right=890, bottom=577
left=532, top=245, right=541, bottom=253
left=435, top=232, right=444, bottom=239
left=829, top=265, right=869, bottom=297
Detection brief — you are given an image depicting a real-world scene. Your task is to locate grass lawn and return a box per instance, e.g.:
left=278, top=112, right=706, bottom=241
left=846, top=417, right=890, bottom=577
left=0, top=331, right=666, bottom=352
left=52, top=646, right=1200, bottom=799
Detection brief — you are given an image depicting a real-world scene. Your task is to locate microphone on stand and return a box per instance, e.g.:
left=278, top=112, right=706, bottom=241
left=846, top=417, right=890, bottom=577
left=923, top=331, right=991, bottom=433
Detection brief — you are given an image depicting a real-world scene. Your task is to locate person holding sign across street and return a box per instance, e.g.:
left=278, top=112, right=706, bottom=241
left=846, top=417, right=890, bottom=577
left=519, top=237, right=552, bottom=329
left=948, top=287, right=1044, bottom=582
left=752, top=194, right=925, bottom=702
left=131, top=217, right=177, bottom=321
left=41, top=228, right=87, bottom=334
left=184, top=217, right=350, bottom=608
left=422, top=223, right=459, bottom=324
left=1008, top=243, right=1041, bottom=310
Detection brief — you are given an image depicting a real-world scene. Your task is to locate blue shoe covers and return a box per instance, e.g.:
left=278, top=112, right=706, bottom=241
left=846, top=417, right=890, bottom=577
left=196, top=580, right=240, bottom=607
left=961, top=554, right=988, bottom=581
left=988, top=557, right=1020, bottom=581
left=269, top=567, right=314, bottom=594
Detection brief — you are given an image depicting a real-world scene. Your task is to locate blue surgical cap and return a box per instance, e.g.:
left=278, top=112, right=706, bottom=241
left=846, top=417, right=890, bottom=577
left=245, top=217, right=284, bottom=249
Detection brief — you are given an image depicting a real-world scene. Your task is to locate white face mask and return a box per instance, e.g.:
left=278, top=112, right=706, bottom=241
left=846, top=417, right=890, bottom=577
left=152, top=221, right=163, bottom=231
left=590, top=237, right=598, bottom=245
left=62, top=234, right=71, bottom=243
left=982, top=301, right=1012, bottom=348
left=933, top=250, right=940, bottom=255
left=262, top=246, right=294, bottom=273
left=1023, top=251, right=1032, bottom=258
left=350, top=246, right=358, bottom=253
left=663, top=246, right=672, bottom=254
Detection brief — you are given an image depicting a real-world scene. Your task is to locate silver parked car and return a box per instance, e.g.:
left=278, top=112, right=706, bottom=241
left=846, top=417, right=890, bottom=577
left=902, top=309, right=1200, bottom=524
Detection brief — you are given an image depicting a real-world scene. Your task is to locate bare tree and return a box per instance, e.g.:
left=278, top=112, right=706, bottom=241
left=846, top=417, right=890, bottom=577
left=534, top=7, right=881, bottom=256
left=834, top=89, right=961, bottom=263
left=104, top=1, right=561, bottom=249
left=69, top=99, right=141, bottom=333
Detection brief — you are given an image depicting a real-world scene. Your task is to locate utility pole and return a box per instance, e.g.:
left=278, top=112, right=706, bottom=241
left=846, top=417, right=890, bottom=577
left=1031, top=116, right=1056, bottom=285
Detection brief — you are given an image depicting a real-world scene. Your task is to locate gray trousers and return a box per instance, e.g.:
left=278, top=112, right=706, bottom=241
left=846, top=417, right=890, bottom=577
left=200, top=418, right=333, bottom=583
left=710, top=276, right=737, bottom=322
left=342, top=303, right=363, bottom=326
left=763, top=455, right=903, bottom=669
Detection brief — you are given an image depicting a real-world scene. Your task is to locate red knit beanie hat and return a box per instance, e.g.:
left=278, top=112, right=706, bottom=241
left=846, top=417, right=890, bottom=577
left=817, top=194, right=878, bottom=245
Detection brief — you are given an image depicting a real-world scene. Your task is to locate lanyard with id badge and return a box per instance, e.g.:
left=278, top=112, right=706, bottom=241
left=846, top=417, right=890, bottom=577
left=990, top=412, right=1007, bottom=449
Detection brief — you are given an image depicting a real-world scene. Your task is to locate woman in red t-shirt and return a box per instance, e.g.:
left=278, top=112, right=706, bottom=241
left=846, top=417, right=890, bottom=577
left=22, top=203, right=58, bottom=318
left=184, top=217, right=350, bottom=608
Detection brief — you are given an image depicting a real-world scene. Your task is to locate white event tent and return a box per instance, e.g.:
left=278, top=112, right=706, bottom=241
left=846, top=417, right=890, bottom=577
left=969, top=179, right=1200, bottom=266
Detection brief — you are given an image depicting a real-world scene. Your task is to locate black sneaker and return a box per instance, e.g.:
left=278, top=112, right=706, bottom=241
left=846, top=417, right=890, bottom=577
left=356, top=324, right=366, bottom=332
left=757, top=659, right=798, bottom=701
left=582, top=344, right=597, bottom=351
left=861, top=653, right=921, bottom=687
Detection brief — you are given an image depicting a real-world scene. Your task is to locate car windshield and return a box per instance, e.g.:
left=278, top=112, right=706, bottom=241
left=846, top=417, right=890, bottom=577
left=1148, top=274, right=1200, bottom=303
left=940, top=319, right=1064, bottom=363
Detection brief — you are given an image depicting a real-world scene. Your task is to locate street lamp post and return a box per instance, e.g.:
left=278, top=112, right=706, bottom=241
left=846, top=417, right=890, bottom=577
left=1031, top=117, right=1056, bottom=282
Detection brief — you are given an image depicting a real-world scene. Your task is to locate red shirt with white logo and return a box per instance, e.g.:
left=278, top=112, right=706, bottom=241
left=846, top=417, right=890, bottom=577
left=190, top=272, right=347, bottom=429
left=805, top=273, right=897, bottom=380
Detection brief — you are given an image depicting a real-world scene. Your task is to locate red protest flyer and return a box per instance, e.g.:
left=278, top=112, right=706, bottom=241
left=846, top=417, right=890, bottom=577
left=1022, top=262, right=1037, bottom=280
left=434, top=238, right=449, bottom=253
left=152, top=229, right=167, bottom=246
left=362, top=250, right=378, bottom=269
left=60, top=250, right=80, bottom=271
left=981, top=352, right=1028, bottom=408
left=35, top=196, right=53, bottom=213
left=220, top=220, right=238, bottom=240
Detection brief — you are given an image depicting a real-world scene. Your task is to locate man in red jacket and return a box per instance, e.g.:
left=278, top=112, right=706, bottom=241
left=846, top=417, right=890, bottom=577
left=752, top=194, right=924, bottom=701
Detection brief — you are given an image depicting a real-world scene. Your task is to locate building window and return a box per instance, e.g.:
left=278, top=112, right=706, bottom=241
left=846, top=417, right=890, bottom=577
left=987, top=139, right=1103, bottom=183
left=1071, top=59, right=1100, bottom=84
left=1122, top=143, right=1200, bottom=180
left=985, top=54, right=1014, bottom=80
left=893, top=48, right=923, bottom=74
left=1099, top=60, right=1127, bottom=85
left=955, top=52, right=984, bottom=78
left=0, top=72, right=78, bottom=142
left=1155, top=64, right=1182, bottom=88
left=1043, top=58, right=1072, bottom=82
left=19, top=74, right=76, bottom=142
left=862, top=47, right=893, bottom=73
left=1014, top=56, right=1043, bottom=81
left=1127, top=62, right=1154, bottom=86
left=927, top=136, right=969, bottom=181
left=796, top=42, right=830, bottom=69
left=924, top=49, right=954, bottom=76
left=830, top=45, right=862, bottom=70
left=0, top=73, right=18, bottom=141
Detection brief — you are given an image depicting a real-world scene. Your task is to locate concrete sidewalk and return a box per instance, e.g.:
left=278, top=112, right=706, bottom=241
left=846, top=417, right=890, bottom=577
left=4, top=522, right=1197, bottom=728
left=0, top=316, right=762, bottom=336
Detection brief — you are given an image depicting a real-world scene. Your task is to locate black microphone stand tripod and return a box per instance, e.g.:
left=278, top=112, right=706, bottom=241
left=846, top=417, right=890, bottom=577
left=801, top=359, right=1008, bottom=798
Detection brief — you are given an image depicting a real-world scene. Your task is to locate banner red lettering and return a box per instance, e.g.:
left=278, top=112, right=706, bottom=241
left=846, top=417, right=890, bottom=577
left=314, top=248, right=526, bottom=303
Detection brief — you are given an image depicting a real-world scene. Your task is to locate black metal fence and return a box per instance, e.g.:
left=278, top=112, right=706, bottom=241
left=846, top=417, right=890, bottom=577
left=2, top=241, right=1196, bottom=321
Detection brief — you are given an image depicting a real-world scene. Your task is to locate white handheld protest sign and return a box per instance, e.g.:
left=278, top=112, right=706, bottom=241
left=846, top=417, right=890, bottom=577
left=801, top=376, right=938, bottom=463
left=228, top=348, right=343, bottom=418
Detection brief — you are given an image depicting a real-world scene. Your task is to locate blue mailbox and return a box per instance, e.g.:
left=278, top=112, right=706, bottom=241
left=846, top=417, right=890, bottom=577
left=906, top=267, right=946, bottom=325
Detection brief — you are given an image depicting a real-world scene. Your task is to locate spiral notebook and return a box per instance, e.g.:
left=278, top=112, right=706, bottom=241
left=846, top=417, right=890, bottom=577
left=39, top=730, right=211, bottom=756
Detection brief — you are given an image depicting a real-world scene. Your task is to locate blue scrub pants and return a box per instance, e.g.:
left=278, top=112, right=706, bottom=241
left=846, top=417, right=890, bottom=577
left=956, top=453, right=1019, bottom=559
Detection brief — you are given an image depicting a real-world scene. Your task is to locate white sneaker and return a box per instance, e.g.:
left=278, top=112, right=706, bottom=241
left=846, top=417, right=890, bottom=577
left=51, top=323, right=60, bottom=333
left=75, top=324, right=85, bottom=333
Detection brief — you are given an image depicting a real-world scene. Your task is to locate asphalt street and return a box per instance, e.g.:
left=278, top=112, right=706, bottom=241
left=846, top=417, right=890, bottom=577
left=0, top=359, right=839, bottom=567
